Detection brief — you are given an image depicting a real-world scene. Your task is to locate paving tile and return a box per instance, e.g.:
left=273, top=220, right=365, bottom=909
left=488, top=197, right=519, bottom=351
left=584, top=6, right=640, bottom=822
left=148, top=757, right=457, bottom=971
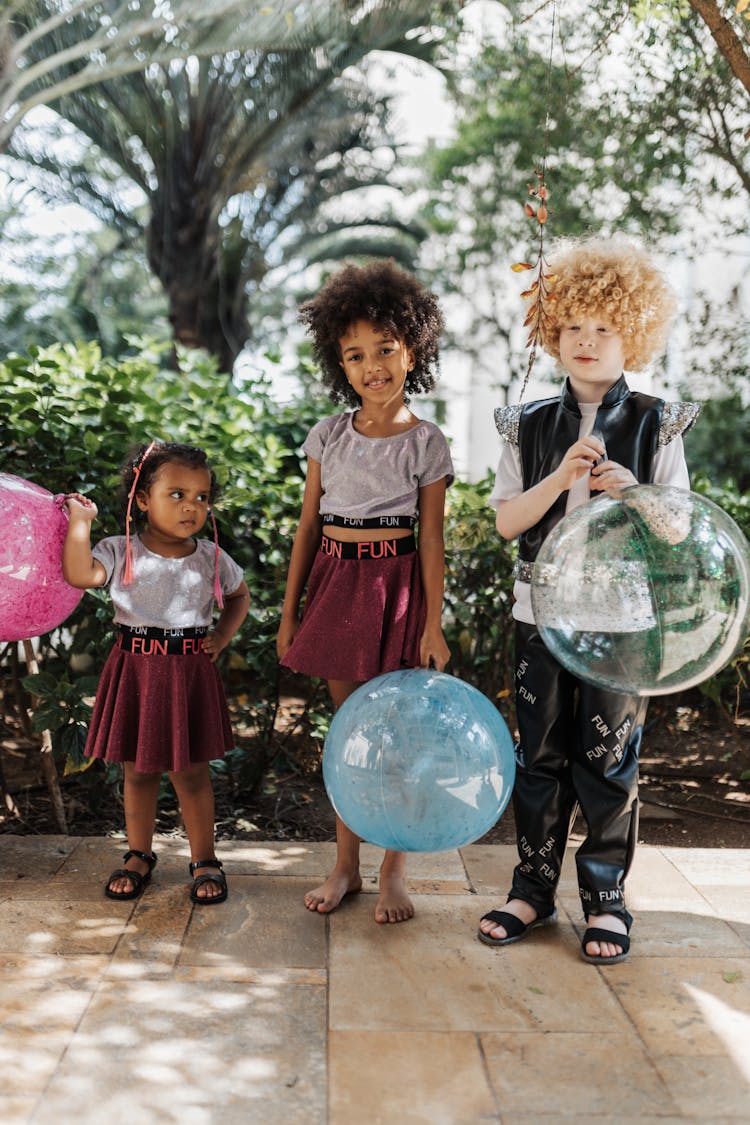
left=660, top=848, right=750, bottom=887
left=329, top=893, right=628, bottom=1034
left=627, top=846, right=716, bottom=911
left=0, top=834, right=79, bottom=878
left=179, top=876, right=326, bottom=971
left=607, top=956, right=750, bottom=1057
left=108, top=884, right=192, bottom=972
left=329, top=1030, right=497, bottom=1125
left=0, top=1098, right=38, bottom=1125
left=458, top=843, right=516, bottom=896
left=480, top=1030, right=678, bottom=1118
left=33, top=978, right=326, bottom=1125
left=0, top=956, right=106, bottom=1097
left=654, top=1055, right=750, bottom=1119
left=0, top=898, right=136, bottom=955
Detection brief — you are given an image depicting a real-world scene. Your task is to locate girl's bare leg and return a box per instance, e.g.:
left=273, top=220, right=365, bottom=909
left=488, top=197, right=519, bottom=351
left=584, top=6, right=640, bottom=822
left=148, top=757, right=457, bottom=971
left=170, top=761, right=222, bottom=900
left=304, top=811, right=364, bottom=913
left=108, top=762, right=161, bottom=895
left=304, top=679, right=413, bottom=922
left=305, top=680, right=364, bottom=913
left=375, top=849, right=414, bottom=924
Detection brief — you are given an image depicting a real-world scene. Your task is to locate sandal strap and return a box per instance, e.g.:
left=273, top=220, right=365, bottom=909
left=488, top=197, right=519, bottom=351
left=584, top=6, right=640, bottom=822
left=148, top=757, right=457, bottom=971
left=107, top=867, right=145, bottom=891
left=479, top=910, right=528, bottom=940
left=189, top=858, right=223, bottom=874
left=582, top=927, right=631, bottom=954
left=192, top=871, right=227, bottom=889
left=123, top=849, right=157, bottom=870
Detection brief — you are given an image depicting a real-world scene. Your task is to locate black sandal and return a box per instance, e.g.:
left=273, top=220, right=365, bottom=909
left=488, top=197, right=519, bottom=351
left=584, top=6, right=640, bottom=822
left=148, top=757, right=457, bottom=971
left=580, top=910, right=632, bottom=965
left=104, top=849, right=157, bottom=900
left=189, top=858, right=228, bottom=905
left=477, top=905, right=557, bottom=947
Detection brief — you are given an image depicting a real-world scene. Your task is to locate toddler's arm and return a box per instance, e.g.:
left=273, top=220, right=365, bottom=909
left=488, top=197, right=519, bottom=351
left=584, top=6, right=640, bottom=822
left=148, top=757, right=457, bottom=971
left=496, top=435, right=606, bottom=539
left=62, top=495, right=108, bottom=588
left=203, top=581, right=251, bottom=663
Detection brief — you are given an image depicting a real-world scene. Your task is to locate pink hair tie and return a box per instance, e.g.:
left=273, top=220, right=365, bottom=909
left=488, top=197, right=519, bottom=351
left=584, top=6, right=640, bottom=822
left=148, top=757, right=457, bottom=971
left=123, top=440, right=157, bottom=585
left=211, top=508, right=224, bottom=609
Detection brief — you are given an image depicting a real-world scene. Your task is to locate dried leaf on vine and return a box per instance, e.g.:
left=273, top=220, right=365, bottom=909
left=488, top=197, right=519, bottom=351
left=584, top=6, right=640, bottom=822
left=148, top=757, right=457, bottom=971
left=511, top=262, right=534, bottom=272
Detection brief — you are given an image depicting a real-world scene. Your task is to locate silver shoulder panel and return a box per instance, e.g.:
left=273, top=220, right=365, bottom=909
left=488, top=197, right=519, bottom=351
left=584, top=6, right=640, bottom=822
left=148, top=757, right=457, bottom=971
left=494, top=404, right=523, bottom=445
left=658, top=402, right=702, bottom=446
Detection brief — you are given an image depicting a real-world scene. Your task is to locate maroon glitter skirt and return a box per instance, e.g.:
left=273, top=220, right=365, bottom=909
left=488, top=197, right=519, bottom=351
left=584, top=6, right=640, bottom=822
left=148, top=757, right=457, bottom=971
left=280, top=536, right=426, bottom=682
left=84, top=629, right=234, bottom=773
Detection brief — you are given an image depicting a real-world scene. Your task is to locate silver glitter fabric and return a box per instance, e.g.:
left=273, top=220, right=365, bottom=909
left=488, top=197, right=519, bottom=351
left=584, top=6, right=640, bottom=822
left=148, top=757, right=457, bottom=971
left=658, top=402, right=701, bottom=447
left=494, top=404, right=523, bottom=445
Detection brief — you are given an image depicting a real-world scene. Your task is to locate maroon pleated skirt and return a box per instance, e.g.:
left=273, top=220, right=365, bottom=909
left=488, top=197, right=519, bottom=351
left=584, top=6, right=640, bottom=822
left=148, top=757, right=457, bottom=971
left=84, top=646, right=234, bottom=773
left=280, top=542, right=426, bottom=682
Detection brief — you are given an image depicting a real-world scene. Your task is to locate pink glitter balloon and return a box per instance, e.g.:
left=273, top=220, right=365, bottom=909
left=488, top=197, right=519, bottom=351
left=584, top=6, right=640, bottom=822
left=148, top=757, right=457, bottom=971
left=0, top=473, right=83, bottom=642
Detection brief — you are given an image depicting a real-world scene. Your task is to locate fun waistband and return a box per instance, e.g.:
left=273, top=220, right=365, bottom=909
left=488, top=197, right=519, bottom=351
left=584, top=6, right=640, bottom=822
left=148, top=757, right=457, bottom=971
left=320, top=534, right=416, bottom=560
left=117, top=625, right=208, bottom=655
left=322, top=513, right=416, bottom=529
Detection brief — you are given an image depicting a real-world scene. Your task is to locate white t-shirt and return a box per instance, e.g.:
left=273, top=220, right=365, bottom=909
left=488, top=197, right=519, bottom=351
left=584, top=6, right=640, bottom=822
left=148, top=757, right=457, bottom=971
left=489, top=401, right=691, bottom=624
left=92, top=535, right=245, bottom=629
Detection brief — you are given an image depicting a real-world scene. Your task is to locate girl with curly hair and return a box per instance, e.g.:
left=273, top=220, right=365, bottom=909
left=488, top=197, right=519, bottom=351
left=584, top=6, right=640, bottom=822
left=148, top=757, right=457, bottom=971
left=63, top=441, right=250, bottom=904
left=277, top=260, right=454, bottom=924
left=478, top=236, right=700, bottom=964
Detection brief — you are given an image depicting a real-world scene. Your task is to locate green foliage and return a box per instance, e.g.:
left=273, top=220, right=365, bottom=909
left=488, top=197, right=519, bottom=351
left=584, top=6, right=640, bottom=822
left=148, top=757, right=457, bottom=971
left=443, top=476, right=517, bottom=714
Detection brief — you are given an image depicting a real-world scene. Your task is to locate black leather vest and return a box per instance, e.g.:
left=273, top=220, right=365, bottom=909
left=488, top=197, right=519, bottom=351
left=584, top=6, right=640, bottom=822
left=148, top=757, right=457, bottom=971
left=517, top=375, right=663, bottom=565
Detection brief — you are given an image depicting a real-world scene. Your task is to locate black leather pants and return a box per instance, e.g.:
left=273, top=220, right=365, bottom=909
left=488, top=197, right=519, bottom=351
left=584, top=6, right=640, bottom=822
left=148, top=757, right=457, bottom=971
left=509, top=622, right=647, bottom=920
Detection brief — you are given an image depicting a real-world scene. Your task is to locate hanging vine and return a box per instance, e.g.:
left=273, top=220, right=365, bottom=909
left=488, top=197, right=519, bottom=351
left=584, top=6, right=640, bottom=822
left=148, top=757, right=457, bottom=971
left=511, top=0, right=558, bottom=400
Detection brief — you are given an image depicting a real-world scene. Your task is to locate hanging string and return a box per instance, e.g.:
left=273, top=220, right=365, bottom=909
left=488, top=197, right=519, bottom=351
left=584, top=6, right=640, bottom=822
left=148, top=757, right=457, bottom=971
left=123, top=440, right=157, bottom=585
left=512, top=0, right=558, bottom=402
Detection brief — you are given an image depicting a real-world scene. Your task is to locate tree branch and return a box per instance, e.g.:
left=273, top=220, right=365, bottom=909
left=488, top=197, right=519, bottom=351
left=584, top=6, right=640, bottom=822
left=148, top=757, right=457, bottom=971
left=688, top=0, right=750, bottom=98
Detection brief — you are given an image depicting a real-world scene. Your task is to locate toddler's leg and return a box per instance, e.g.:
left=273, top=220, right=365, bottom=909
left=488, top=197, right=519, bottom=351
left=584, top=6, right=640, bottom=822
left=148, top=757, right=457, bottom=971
left=170, top=761, right=224, bottom=900
left=107, top=763, right=161, bottom=896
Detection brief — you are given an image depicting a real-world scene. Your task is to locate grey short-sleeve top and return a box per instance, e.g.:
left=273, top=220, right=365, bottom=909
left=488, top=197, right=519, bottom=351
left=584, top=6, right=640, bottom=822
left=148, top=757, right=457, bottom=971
left=92, top=535, right=245, bottom=629
left=303, top=412, right=454, bottom=521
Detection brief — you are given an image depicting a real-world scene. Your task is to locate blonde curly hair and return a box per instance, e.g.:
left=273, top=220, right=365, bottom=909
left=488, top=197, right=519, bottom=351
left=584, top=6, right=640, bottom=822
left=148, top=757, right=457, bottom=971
left=538, top=236, right=677, bottom=371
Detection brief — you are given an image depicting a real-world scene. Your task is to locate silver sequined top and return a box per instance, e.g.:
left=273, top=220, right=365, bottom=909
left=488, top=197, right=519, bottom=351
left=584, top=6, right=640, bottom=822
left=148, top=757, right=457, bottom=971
left=92, top=535, right=245, bottom=628
left=303, top=412, right=454, bottom=520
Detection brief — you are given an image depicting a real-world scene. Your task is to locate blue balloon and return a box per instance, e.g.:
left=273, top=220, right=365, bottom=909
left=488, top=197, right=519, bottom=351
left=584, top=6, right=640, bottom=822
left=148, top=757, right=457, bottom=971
left=322, top=669, right=515, bottom=852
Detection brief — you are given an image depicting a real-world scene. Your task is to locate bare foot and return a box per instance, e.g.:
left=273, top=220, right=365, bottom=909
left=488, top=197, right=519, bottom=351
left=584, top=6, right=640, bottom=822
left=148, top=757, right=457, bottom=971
left=478, top=898, right=538, bottom=941
left=584, top=912, right=628, bottom=959
left=304, top=868, right=363, bottom=914
left=374, top=870, right=414, bottom=924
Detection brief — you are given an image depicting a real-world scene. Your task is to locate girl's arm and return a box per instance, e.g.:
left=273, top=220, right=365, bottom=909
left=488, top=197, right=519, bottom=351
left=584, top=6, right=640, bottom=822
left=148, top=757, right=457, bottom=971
left=203, top=581, right=251, bottom=662
left=496, top=435, right=606, bottom=539
left=62, top=495, right=108, bottom=588
left=417, top=477, right=450, bottom=672
left=276, top=459, right=323, bottom=659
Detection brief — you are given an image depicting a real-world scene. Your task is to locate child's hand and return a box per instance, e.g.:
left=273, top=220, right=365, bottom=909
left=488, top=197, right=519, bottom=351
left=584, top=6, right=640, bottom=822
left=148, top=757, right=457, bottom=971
left=590, top=460, right=638, bottom=494
left=202, top=629, right=229, bottom=663
left=419, top=626, right=450, bottom=673
left=64, top=493, right=98, bottom=521
left=553, top=437, right=606, bottom=491
left=276, top=618, right=299, bottom=661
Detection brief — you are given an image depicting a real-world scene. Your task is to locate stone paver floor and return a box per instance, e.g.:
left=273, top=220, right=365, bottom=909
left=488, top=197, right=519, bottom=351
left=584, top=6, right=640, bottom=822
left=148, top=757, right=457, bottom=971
left=0, top=836, right=748, bottom=1124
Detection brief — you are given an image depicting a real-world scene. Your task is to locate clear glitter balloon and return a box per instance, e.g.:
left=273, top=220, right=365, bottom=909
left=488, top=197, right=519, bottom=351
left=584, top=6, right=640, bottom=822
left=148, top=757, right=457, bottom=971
left=0, top=473, right=83, bottom=642
left=323, top=669, right=515, bottom=852
left=531, top=485, right=750, bottom=696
